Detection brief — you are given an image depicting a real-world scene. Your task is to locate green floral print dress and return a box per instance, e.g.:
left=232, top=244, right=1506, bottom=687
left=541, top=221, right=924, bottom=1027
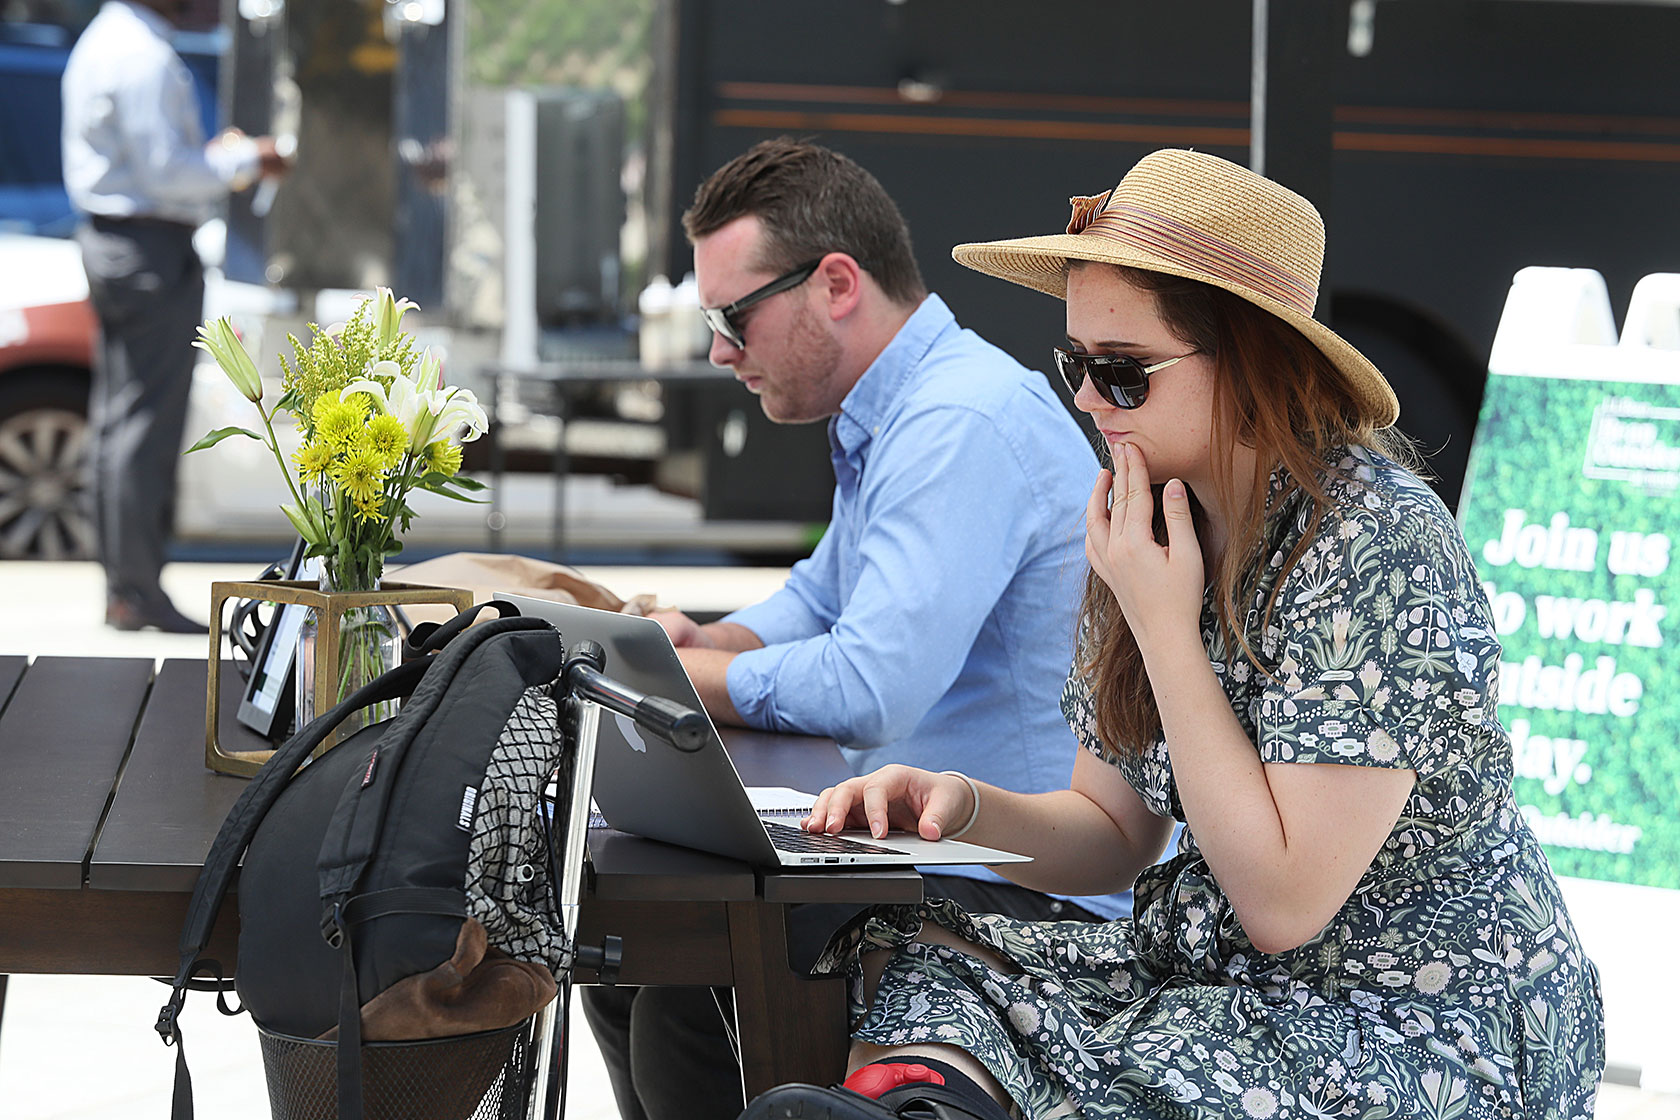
left=818, top=448, right=1604, bottom=1120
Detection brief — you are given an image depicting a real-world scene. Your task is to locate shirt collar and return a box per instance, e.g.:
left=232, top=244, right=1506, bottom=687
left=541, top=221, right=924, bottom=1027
left=833, top=294, right=954, bottom=454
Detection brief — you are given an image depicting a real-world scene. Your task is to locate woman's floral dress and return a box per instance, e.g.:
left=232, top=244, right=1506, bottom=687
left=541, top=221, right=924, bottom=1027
left=819, top=448, right=1604, bottom=1119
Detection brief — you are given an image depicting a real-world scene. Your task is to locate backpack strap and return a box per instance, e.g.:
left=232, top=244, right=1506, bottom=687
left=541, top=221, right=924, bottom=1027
left=401, top=597, right=521, bottom=660
left=315, top=614, right=563, bottom=1120
left=315, top=615, right=559, bottom=904
left=155, top=654, right=429, bottom=1120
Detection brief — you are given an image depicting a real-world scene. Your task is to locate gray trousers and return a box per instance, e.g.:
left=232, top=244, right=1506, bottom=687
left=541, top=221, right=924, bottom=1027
left=579, top=874, right=1101, bottom=1120
left=75, top=217, right=203, bottom=607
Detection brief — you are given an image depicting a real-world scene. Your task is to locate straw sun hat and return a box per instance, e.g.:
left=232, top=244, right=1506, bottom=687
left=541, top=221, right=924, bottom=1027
left=952, top=148, right=1400, bottom=428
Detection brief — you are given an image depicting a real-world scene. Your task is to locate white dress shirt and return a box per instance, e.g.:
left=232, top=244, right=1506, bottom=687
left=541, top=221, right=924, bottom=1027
left=61, top=0, right=256, bottom=225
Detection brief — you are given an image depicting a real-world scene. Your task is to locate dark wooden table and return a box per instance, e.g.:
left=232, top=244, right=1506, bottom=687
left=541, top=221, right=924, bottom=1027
left=0, top=655, right=920, bottom=1099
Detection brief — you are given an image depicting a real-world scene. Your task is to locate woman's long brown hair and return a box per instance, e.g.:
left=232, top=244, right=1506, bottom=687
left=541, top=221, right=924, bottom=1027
left=1075, top=265, right=1415, bottom=759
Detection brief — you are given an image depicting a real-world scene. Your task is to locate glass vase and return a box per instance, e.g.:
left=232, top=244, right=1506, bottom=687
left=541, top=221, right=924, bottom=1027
left=293, top=552, right=401, bottom=738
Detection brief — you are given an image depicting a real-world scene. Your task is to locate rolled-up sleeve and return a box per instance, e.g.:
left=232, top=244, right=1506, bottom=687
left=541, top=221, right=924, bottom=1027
left=723, top=405, right=1044, bottom=748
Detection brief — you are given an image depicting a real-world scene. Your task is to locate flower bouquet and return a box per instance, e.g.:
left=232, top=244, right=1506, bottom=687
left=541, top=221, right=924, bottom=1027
left=190, top=288, right=488, bottom=733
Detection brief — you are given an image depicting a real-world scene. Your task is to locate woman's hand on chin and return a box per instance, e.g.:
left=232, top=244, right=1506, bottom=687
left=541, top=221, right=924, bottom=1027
left=1085, top=442, right=1205, bottom=655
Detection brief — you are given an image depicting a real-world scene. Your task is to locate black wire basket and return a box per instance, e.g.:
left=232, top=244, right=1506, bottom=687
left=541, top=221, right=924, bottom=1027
left=256, top=1017, right=541, bottom=1120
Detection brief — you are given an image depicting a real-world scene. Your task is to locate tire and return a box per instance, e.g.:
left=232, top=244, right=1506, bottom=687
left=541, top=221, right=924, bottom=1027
left=0, top=368, right=95, bottom=560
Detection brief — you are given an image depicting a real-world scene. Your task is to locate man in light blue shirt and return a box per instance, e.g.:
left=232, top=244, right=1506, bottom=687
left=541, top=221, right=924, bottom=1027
left=581, top=138, right=1134, bottom=1120
left=718, top=292, right=1091, bottom=784
left=62, top=0, right=286, bottom=631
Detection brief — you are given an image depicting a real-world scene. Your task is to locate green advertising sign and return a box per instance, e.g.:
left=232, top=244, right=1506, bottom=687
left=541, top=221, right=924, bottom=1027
left=1458, top=371, right=1679, bottom=888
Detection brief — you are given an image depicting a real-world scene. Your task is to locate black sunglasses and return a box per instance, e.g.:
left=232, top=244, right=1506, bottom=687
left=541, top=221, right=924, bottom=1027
left=700, top=259, right=824, bottom=349
left=1052, top=346, right=1196, bottom=409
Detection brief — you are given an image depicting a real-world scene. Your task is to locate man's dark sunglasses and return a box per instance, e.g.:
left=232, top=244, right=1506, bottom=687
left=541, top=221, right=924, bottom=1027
left=700, top=259, right=824, bottom=349
left=1052, top=346, right=1196, bottom=409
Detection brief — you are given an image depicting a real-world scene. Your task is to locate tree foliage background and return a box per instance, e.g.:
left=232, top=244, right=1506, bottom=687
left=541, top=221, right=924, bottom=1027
left=464, top=0, right=656, bottom=142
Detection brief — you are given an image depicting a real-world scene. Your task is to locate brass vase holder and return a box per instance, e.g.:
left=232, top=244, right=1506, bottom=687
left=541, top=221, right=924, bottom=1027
left=206, top=579, right=475, bottom=776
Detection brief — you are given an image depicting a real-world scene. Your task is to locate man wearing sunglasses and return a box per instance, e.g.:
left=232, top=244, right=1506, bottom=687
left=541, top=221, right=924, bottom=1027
left=580, top=138, right=1138, bottom=1120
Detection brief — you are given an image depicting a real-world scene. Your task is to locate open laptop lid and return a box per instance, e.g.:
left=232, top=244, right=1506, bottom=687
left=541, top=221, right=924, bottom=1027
left=497, top=594, right=1028, bottom=869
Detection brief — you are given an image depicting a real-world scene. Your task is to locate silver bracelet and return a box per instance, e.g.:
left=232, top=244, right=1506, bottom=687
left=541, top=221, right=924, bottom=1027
left=939, top=770, right=982, bottom=839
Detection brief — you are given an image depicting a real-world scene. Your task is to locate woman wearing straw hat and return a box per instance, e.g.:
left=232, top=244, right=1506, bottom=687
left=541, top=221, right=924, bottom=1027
left=748, top=150, right=1604, bottom=1120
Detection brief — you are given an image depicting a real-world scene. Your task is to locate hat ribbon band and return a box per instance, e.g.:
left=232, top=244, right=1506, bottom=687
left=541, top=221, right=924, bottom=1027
left=1080, top=204, right=1318, bottom=317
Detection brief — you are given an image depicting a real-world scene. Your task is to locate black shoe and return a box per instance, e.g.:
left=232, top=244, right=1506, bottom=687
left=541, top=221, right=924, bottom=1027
left=742, top=1082, right=997, bottom=1120
left=106, top=597, right=208, bottom=634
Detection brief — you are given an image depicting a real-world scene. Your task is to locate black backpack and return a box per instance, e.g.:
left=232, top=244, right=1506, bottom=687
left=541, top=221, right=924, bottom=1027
left=155, top=602, right=695, bottom=1120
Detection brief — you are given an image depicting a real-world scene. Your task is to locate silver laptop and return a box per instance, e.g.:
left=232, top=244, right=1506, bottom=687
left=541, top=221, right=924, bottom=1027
left=498, top=594, right=1029, bottom=870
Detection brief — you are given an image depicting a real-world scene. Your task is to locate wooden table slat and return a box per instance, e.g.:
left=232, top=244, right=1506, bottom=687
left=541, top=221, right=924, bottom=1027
left=91, top=659, right=264, bottom=891
left=0, top=655, right=26, bottom=717
left=0, top=886, right=238, bottom=975
left=585, top=830, right=757, bottom=901
left=760, top=868, right=922, bottom=906
left=0, top=657, right=155, bottom=888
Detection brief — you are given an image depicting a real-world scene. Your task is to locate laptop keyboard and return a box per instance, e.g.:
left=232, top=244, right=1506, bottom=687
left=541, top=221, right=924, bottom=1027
left=765, top=821, right=901, bottom=855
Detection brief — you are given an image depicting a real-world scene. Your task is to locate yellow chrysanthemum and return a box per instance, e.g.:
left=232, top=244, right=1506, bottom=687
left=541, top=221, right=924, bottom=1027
left=423, top=440, right=463, bottom=478
left=331, top=444, right=386, bottom=505
left=344, top=426, right=377, bottom=457
left=309, top=388, right=340, bottom=423
left=293, top=441, right=334, bottom=481
left=352, top=490, right=387, bottom=524
left=313, top=390, right=369, bottom=451
left=366, top=412, right=407, bottom=468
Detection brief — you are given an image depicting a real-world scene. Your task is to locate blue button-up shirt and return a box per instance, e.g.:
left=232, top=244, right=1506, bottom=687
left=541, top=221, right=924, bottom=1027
left=723, top=295, right=1130, bottom=918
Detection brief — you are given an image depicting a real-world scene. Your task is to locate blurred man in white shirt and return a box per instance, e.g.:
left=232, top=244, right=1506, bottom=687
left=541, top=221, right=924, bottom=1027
left=61, top=0, right=287, bottom=630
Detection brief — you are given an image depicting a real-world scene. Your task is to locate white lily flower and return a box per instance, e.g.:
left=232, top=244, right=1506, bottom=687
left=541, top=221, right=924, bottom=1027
left=416, top=348, right=443, bottom=393
left=424, top=385, right=488, bottom=447
left=343, top=348, right=486, bottom=452
left=372, top=286, right=419, bottom=348
left=342, top=369, right=426, bottom=445
left=193, top=317, right=263, bottom=402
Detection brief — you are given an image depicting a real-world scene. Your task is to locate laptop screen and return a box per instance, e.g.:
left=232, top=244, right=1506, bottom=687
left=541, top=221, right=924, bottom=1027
left=497, top=594, right=779, bottom=864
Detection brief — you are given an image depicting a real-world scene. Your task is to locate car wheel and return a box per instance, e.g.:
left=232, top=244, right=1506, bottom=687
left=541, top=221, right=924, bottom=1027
left=0, top=370, right=96, bottom=560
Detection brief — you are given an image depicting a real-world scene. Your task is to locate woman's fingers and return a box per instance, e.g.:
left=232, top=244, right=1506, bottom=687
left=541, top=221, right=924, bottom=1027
left=806, top=780, right=858, bottom=833
left=1161, top=477, right=1195, bottom=551
left=1085, top=468, right=1113, bottom=536
left=802, top=786, right=830, bottom=831
left=1091, top=445, right=1160, bottom=569
left=1119, top=444, right=1155, bottom=541
left=809, top=768, right=906, bottom=835
left=803, top=767, right=965, bottom=840
left=861, top=782, right=892, bottom=838
left=1109, top=444, right=1128, bottom=533
left=1084, top=468, right=1115, bottom=578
